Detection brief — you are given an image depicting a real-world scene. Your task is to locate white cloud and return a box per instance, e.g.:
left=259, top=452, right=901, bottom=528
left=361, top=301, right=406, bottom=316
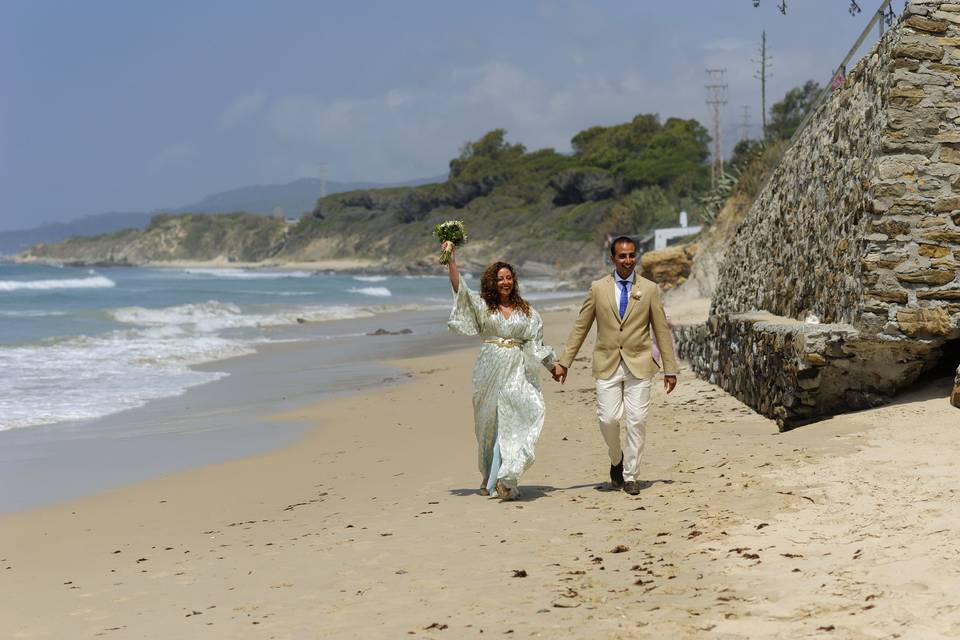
left=251, top=58, right=715, bottom=182
left=385, top=89, right=415, bottom=110
left=147, top=142, right=197, bottom=175
left=217, top=91, right=266, bottom=131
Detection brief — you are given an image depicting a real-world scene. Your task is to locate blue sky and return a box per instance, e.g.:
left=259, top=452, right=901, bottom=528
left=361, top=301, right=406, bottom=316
left=1, top=1, right=886, bottom=230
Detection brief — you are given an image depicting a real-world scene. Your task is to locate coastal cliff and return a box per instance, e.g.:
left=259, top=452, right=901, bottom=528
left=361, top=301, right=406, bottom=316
left=17, top=119, right=710, bottom=277
left=23, top=213, right=288, bottom=265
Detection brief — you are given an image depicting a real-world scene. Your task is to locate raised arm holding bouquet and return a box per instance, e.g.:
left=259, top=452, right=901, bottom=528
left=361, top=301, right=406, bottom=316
left=441, top=239, right=558, bottom=501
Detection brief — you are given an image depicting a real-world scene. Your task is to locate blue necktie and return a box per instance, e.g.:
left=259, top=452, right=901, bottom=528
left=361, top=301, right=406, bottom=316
left=619, top=280, right=629, bottom=319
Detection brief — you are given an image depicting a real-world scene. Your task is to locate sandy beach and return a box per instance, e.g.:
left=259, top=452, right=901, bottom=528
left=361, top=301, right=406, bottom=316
left=3, top=303, right=959, bottom=639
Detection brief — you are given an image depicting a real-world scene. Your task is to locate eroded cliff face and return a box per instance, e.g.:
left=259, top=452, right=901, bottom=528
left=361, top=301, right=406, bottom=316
left=22, top=214, right=289, bottom=264
left=681, top=1, right=960, bottom=427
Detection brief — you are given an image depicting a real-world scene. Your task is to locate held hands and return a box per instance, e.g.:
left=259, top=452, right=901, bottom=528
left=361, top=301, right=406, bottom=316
left=551, top=363, right=567, bottom=384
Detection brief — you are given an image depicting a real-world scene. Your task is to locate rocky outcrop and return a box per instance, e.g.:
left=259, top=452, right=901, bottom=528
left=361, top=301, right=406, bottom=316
left=550, top=169, right=616, bottom=205
left=953, top=364, right=960, bottom=408
left=640, top=243, right=698, bottom=291
left=21, top=213, right=288, bottom=265
left=678, top=1, right=960, bottom=428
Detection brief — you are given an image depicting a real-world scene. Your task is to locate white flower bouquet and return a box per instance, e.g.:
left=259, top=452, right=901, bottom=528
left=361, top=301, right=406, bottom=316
left=434, top=220, right=467, bottom=265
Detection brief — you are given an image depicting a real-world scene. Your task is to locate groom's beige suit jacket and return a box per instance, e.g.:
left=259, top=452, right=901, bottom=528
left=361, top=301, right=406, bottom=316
left=559, top=274, right=678, bottom=380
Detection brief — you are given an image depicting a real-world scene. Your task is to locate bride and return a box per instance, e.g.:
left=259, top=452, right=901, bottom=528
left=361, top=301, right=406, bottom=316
left=442, top=241, right=557, bottom=500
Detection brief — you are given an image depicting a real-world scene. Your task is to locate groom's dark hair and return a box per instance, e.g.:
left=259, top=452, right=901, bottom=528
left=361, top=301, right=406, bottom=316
left=609, top=236, right=638, bottom=256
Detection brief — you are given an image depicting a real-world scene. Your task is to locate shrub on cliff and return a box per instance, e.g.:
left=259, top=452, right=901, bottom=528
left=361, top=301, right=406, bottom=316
left=571, top=114, right=710, bottom=194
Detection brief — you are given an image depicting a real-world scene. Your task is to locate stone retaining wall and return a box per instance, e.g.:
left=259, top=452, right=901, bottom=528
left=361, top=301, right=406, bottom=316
left=681, top=0, right=960, bottom=424
left=711, top=26, right=891, bottom=325
left=676, top=315, right=938, bottom=430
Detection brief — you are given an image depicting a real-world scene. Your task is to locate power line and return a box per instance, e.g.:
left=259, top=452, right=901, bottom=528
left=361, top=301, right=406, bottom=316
left=739, top=105, right=752, bottom=142
left=705, top=68, right=728, bottom=186
left=752, top=31, right=771, bottom=139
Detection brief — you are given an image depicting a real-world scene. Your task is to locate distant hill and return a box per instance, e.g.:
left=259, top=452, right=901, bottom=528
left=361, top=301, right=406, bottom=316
left=169, top=176, right=445, bottom=216
left=0, top=175, right=445, bottom=256
left=0, top=212, right=152, bottom=256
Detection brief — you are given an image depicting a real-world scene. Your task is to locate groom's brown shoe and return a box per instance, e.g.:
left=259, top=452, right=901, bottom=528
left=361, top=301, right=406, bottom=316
left=623, top=481, right=641, bottom=495
left=610, top=455, right=624, bottom=489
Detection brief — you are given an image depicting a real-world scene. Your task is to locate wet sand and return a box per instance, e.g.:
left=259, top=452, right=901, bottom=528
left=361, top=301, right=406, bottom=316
left=2, top=304, right=959, bottom=639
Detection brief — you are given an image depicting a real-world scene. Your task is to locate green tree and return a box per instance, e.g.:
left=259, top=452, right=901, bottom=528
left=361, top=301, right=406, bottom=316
left=766, top=80, right=821, bottom=141
left=449, top=129, right=526, bottom=178
left=728, top=138, right=765, bottom=173
left=571, top=114, right=709, bottom=193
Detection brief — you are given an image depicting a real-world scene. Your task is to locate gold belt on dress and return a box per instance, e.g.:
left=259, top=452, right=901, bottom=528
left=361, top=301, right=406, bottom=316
left=483, top=337, right=525, bottom=348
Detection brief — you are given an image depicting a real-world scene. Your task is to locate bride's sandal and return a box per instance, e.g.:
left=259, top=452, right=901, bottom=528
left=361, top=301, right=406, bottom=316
left=496, top=480, right=516, bottom=501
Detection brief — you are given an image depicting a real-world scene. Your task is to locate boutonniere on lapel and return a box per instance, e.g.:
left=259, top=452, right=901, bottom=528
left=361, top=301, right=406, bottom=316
left=630, top=290, right=643, bottom=301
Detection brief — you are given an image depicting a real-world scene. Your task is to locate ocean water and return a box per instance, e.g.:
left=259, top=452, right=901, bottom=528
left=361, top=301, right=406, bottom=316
left=0, top=263, right=576, bottom=432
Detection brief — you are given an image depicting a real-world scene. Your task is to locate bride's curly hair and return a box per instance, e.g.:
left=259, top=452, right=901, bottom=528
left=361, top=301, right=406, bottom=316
left=480, top=261, right=531, bottom=316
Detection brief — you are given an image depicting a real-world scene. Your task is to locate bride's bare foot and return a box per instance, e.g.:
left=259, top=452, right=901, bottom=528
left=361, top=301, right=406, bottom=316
left=496, top=480, right=515, bottom=501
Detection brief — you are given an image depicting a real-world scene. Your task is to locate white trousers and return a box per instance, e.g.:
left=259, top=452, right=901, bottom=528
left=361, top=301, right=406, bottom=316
left=595, top=361, right=651, bottom=482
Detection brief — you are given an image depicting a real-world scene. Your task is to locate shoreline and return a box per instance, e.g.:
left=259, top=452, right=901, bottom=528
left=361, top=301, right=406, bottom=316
left=4, top=303, right=958, bottom=638
left=1, top=295, right=583, bottom=514
left=0, top=305, right=473, bottom=514
left=5, top=256, right=390, bottom=273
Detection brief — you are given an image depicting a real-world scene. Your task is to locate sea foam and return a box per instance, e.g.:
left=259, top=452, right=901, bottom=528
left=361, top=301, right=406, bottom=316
left=182, top=268, right=313, bottom=279
left=110, top=300, right=376, bottom=331
left=0, top=328, right=251, bottom=430
left=0, top=275, right=116, bottom=292
left=349, top=286, right=392, bottom=297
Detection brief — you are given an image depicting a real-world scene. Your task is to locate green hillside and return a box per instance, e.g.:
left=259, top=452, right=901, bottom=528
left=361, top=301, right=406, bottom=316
left=20, top=114, right=713, bottom=273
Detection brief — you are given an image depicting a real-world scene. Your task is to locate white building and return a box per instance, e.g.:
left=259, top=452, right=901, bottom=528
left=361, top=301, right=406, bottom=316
left=652, top=210, right=701, bottom=250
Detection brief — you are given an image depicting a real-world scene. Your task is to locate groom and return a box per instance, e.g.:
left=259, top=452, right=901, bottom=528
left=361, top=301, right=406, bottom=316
left=553, top=236, right=678, bottom=496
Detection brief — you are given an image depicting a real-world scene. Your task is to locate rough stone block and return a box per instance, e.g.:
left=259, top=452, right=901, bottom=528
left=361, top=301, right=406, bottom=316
left=922, top=228, right=960, bottom=242
left=934, top=9, right=960, bottom=24
left=869, top=220, right=913, bottom=236
left=916, top=286, right=960, bottom=299
left=907, top=15, right=950, bottom=32
left=934, top=195, right=960, bottom=211
left=895, top=268, right=957, bottom=285
left=867, top=289, right=909, bottom=303
left=889, top=85, right=925, bottom=107
left=919, top=243, right=953, bottom=257
left=896, top=307, right=954, bottom=335
left=895, top=41, right=945, bottom=59
left=917, top=216, right=952, bottom=227
left=928, top=62, right=960, bottom=74
left=940, top=145, right=960, bottom=163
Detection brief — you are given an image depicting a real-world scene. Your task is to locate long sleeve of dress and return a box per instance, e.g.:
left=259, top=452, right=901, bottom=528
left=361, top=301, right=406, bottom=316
left=525, top=309, right=556, bottom=372
left=448, top=279, right=485, bottom=336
